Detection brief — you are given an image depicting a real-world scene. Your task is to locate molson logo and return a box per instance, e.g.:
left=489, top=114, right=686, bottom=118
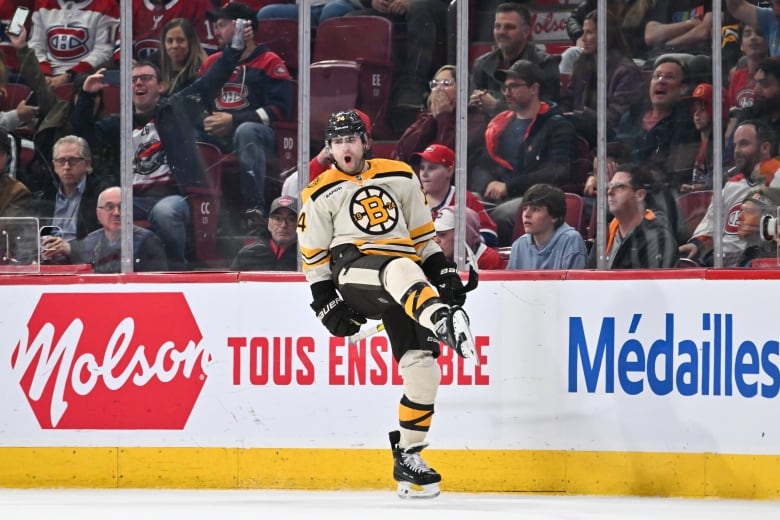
left=11, top=293, right=209, bottom=429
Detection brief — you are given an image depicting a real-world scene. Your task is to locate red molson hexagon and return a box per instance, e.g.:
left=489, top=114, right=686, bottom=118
left=11, top=293, right=208, bottom=429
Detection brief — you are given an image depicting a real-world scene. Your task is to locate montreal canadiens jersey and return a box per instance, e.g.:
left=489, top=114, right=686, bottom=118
left=299, top=158, right=442, bottom=285
left=30, top=0, right=119, bottom=75
left=132, top=0, right=218, bottom=60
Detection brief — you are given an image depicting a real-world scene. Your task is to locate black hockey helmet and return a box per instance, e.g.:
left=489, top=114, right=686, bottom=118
left=325, top=110, right=367, bottom=143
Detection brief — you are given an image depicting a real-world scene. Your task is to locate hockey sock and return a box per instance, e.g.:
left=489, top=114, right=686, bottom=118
left=398, top=350, right=440, bottom=447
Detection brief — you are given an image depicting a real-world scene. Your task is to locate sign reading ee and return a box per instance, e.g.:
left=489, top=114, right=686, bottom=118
left=11, top=293, right=208, bottom=429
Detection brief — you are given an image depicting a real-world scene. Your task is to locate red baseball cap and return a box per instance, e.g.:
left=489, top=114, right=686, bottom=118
left=689, top=83, right=728, bottom=121
left=410, top=144, right=455, bottom=167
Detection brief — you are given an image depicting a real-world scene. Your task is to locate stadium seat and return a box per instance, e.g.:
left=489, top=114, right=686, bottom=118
left=309, top=60, right=360, bottom=144
left=313, top=16, right=394, bottom=139
left=676, top=190, right=713, bottom=242
left=187, top=142, right=224, bottom=267
left=256, top=18, right=298, bottom=76
left=100, top=84, right=121, bottom=115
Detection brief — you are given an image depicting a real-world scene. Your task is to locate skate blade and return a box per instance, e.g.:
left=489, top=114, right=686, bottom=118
left=396, top=481, right=440, bottom=499
left=452, top=310, right=480, bottom=366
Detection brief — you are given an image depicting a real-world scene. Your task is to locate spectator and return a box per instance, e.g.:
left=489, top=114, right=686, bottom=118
left=589, top=163, right=679, bottom=269
left=736, top=186, right=780, bottom=266
left=202, top=2, right=293, bottom=227
left=152, top=18, right=207, bottom=96
left=348, top=0, right=449, bottom=128
left=409, top=143, right=498, bottom=246
left=644, top=1, right=713, bottom=64
left=257, top=1, right=362, bottom=28
left=29, top=0, right=119, bottom=87
left=130, top=0, right=219, bottom=61
left=726, top=0, right=780, bottom=57
left=680, top=119, right=780, bottom=267
left=680, top=83, right=730, bottom=193
left=41, top=186, right=168, bottom=272
left=230, top=195, right=299, bottom=271
left=568, top=0, right=657, bottom=64
left=725, top=23, right=769, bottom=146
left=433, top=206, right=506, bottom=270
left=43, top=135, right=109, bottom=241
left=728, top=24, right=768, bottom=113
left=472, top=60, right=576, bottom=246
left=393, top=64, right=456, bottom=163
left=393, top=64, right=486, bottom=172
left=72, top=33, right=246, bottom=269
left=735, top=57, right=780, bottom=140
left=9, top=25, right=115, bottom=193
left=613, top=55, right=699, bottom=193
left=0, top=129, right=32, bottom=218
left=0, top=40, right=38, bottom=132
left=507, top=183, right=588, bottom=270
left=560, top=9, right=643, bottom=147
left=469, top=2, right=561, bottom=121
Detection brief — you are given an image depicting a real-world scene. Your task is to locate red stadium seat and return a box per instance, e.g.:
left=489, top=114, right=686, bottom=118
left=309, top=60, right=360, bottom=144
left=187, top=142, right=224, bottom=267
left=256, top=18, right=298, bottom=76
left=313, top=16, right=394, bottom=139
left=100, top=84, right=121, bottom=115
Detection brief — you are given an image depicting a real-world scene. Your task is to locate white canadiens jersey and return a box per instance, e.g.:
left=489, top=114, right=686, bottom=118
left=298, top=158, right=441, bottom=285
left=30, top=0, right=119, bottom=75
left=692, top=173, right=780, bottom=261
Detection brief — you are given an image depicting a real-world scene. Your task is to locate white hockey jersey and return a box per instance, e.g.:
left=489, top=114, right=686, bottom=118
left=298, top=158, right=441, bottom=285
left=691, top=171, right=780, bottom=266
left=30, top=0, right=119, bottom=76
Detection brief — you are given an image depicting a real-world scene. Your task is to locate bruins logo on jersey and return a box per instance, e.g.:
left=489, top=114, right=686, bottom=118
left=350, top=186, right=399, bottom=235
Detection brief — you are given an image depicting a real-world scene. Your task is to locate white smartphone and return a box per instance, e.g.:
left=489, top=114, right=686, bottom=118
left=7, top=6, right=30, bottom=37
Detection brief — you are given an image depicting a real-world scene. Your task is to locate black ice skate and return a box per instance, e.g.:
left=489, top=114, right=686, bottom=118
left=389, top=430, right=441, bottom=499
left=433, top=306, right=479, bottom=364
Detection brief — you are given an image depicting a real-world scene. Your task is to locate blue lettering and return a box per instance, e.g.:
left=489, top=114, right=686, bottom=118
left=568, top=313, right=780, bottom=399
left=568, top=317, right=614, bottom=393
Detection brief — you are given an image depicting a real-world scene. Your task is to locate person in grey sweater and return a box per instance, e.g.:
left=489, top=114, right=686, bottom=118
left=507, top=183, right=587, bottom=270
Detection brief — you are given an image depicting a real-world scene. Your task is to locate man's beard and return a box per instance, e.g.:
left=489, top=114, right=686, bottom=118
left=752, top=96, right=780, bottom=117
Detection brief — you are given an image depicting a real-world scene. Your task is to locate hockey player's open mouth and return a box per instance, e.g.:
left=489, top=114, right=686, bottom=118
left=344, top=155, right=353, bottom=164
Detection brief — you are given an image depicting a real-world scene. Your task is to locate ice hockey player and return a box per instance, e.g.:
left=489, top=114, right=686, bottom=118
left=298, top=110, right=479, bottom=499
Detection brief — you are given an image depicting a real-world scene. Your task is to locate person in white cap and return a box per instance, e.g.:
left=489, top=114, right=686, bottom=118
left=434, top=206, right=506, bottom=269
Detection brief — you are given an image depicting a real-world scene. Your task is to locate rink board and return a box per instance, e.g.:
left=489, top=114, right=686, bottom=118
left=2, top=269, right=780, bottom=498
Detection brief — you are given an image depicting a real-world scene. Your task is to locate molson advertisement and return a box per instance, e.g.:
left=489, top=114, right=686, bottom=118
left=2, top=272, right=780, bottom=496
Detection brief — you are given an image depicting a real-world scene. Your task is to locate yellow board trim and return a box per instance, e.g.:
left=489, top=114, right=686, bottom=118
left=1, top=448, right=780, bottom=499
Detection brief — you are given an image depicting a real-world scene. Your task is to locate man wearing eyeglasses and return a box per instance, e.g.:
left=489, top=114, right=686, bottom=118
left=588, top=163, right=679, bottom=269
left=230, top=195, right=299, bottom=271
left=46, top=135, right=110, bottom=242
left=469, top=3, right=560, bottom=120
left=43, top=186, right=168, bottom=273
left=473, top=59, right=576, bottom=246
left=73, top=25, right=247, bottom=270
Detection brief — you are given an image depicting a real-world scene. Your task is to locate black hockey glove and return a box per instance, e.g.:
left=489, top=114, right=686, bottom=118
left=310, top=281, right=366, bottom=337
left=423, top=252, right=467, bottom=306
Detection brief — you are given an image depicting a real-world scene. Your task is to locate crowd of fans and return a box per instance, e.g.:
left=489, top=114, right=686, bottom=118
left=1, top=1, right=779, bottom=272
